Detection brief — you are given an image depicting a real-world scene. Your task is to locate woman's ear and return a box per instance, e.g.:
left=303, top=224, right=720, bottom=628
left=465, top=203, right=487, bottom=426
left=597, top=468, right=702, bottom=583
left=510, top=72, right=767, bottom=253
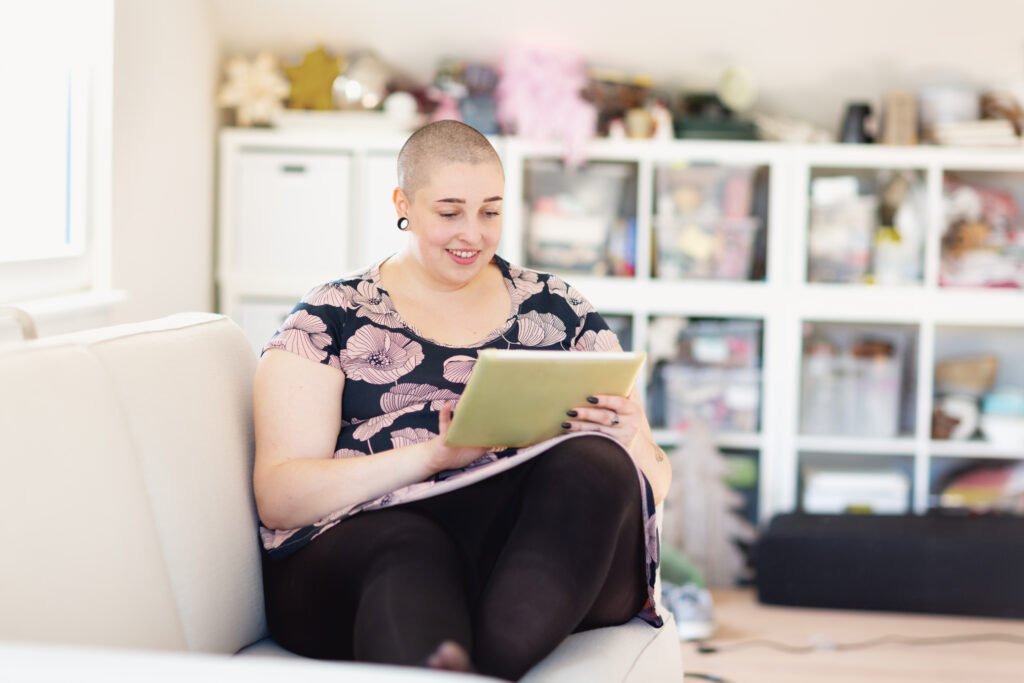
left=393, top=187, right=410, bottom=218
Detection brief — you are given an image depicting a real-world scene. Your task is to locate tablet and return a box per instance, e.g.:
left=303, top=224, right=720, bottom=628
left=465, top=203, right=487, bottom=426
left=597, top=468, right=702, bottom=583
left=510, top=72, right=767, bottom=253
left=444, top=349, right=647, bottom=448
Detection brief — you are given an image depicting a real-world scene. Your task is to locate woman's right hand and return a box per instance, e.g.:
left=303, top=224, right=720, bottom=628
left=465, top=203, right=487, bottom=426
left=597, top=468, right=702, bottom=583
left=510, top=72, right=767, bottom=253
left=426, top=401, right=490, bottom=474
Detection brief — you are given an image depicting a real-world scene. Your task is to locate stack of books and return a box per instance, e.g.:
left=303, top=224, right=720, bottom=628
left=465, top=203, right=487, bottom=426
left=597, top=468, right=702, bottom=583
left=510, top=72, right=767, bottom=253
left=932, top=119, right=1021, bottom=147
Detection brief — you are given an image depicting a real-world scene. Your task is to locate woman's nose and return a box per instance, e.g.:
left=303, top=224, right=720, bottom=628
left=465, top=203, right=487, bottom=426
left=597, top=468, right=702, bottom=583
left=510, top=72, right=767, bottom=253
left=457, top=216, right=483, bottom=243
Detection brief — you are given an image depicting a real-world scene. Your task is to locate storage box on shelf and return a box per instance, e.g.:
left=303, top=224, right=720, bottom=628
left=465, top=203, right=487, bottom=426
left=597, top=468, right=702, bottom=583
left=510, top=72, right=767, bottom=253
left=805, top=166, right=927, bottom=286
left=799, top=321, right=918, bottom=440
left=647, top=316, right=763, bottom=437
left=522, top=159, right=638, bottom=276
left=218, top=129, right=409, bottom=351
left=652, top=162, right=769, bottom=281
left=799, top=452, right=914, bottom=514
left=217, top=128, right=1024, bottom=523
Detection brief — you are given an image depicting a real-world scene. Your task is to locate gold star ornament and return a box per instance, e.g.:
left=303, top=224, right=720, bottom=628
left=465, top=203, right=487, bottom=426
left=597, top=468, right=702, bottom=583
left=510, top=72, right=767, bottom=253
left=286, top=46, right=344, bottom=110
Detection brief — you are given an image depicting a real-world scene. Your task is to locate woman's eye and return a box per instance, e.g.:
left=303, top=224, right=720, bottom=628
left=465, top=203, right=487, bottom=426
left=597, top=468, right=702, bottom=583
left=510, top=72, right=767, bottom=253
left=484, top=211, right=501, bottom=217
left=440, top=213, right=458, bottom=219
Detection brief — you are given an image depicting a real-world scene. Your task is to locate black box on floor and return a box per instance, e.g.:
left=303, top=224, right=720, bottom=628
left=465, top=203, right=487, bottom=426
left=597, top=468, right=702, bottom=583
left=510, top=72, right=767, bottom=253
left=755, top=513, right=1024, bottom=619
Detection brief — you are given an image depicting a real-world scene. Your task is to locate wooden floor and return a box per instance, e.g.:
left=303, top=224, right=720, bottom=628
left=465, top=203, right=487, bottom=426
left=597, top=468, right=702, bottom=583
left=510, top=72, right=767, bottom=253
left=677, top=589, right=1024, bottom=683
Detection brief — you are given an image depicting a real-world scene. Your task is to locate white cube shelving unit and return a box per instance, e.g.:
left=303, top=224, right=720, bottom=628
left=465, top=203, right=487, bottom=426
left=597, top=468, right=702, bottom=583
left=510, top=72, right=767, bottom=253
left=218, top=127, right=1024, bottom=524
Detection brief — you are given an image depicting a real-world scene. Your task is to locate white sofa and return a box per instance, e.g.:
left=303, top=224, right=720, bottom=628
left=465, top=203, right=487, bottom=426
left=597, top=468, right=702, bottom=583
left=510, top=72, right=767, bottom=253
left=0, top=312, right=682, bottom=682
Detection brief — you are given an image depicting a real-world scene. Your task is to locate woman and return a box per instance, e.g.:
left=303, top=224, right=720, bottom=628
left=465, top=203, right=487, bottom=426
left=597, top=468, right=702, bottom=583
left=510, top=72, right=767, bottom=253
left=254, top=120, right=671, bottom=680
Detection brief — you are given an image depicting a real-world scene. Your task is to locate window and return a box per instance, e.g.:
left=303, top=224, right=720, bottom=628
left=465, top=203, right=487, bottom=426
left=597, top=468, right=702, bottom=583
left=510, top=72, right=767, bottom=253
left=0, top=0, right=112, bottom=303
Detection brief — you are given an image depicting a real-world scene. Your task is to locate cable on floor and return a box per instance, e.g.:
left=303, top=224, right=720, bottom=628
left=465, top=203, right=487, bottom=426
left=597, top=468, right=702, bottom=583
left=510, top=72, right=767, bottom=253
left=684, top=672, right=730, bottom=682
left=695, top=632, right=1024, bottom=655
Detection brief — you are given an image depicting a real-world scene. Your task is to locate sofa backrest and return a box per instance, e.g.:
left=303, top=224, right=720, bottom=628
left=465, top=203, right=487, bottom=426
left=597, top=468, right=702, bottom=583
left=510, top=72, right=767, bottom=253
left=0, top=313, right=265, bottom=654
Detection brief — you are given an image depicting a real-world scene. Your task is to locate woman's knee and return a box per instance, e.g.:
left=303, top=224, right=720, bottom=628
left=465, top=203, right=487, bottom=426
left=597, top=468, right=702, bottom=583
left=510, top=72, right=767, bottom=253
left=532, top=435, right=639, bottom=506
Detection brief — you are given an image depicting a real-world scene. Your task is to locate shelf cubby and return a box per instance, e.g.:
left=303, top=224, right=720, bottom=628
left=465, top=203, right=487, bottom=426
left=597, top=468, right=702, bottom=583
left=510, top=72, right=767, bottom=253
left=799, top=320, right=919, bottom=440
left=940, top=169, right=1024, bottom=289
left=521, top=158, right=638, bottom=278
left=798, top=451, right=915, bottom=515
left=651, top=161, right=769, bottom=282
left=805, top=166, right=927, bottom=286
left=927, top=455, right=1024, bottom=513
left=646, top=315, right=762, bottom=436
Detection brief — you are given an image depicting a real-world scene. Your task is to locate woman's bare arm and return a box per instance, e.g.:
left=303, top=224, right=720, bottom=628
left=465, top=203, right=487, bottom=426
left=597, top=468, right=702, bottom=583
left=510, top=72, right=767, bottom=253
left=252, top=349, right=486, bottom=530
left=623, top=385, right=673, bottom=505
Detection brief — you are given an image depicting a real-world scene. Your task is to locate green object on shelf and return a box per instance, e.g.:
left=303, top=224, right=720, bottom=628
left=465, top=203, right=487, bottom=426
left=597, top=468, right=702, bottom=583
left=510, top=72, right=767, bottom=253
left=673, top=117, right=758, bottom=140
left=660, top=545, right=707, bottom=588
left=725, top=455, right=758, bottom=488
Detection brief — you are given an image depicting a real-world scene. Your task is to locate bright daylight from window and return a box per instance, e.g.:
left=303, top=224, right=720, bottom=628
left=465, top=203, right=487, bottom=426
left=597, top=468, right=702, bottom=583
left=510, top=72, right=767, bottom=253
left=0, top=0, right=108, bottom=303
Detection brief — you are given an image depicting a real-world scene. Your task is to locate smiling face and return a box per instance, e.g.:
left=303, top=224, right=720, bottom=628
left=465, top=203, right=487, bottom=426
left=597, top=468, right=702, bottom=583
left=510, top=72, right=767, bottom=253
left=393, top=159, right=505, bottom=288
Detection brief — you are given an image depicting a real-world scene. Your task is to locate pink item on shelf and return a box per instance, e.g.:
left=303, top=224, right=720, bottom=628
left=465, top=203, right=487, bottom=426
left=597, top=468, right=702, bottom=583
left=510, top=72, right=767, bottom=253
left=532, top=196, right=559, bottom=213
left=496, top=48, right=597, bottom=167
left=945, top=177, right=1020, bottom=229
left=430, top=92, right=463, bottom=123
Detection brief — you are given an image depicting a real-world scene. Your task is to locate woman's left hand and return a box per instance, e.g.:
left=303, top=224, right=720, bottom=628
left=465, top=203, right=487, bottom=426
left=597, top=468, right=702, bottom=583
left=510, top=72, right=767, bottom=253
left=561, top=393, right=643, bottom=450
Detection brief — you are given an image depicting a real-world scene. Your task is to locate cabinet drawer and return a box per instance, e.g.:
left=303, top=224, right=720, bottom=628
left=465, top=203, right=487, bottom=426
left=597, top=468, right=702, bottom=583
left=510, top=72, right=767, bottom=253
left=232, top=151, right=352, bottom=278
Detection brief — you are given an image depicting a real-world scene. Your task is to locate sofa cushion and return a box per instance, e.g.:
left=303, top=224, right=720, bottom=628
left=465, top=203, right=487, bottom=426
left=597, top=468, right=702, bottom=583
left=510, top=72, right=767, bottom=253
left=0, top=640, right=505, bottom=682
left=0, top=338, right=187, bottom=649
left=0, top=313, right=264, bottom=655
left=521, top=615, right=681, bottom=682
left=238, top=613, right=682, bottom=682
left=85, top=314, right=264, bottom=654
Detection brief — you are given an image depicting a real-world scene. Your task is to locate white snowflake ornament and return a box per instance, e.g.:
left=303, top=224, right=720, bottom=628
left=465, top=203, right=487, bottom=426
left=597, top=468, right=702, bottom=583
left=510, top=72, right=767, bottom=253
left=217, top=52, right=289, bottom=127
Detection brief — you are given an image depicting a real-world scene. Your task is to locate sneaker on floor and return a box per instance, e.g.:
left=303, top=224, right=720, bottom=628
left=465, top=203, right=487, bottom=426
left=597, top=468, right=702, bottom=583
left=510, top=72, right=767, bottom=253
left=662, top=581, right=714, bottom=641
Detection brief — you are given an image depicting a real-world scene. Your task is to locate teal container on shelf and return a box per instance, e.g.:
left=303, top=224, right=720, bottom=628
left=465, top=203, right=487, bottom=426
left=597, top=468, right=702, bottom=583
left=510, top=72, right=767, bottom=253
left=982, top=388, right=1024, bottom=416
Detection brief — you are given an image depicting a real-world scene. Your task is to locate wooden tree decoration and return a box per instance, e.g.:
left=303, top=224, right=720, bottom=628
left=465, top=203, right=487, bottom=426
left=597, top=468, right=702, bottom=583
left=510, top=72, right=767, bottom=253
left=285, top=46, right=343, bottom=110
left=662, top=418, right=756, bottom=587
left=217, top=52, right=289, bottom=127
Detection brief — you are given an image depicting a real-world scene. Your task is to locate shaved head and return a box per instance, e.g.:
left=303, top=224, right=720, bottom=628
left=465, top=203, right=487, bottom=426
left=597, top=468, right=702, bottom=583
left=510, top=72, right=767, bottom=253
left=397, top=120, right=503, bottom=201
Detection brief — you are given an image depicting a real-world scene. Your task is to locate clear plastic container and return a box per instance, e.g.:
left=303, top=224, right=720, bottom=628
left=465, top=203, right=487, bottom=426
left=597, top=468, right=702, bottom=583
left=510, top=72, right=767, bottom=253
left=662, top=365, right=761, bottom=433
left=523, top=160, right=637, bottom=275
left=652, top=164, right=767, bottom=281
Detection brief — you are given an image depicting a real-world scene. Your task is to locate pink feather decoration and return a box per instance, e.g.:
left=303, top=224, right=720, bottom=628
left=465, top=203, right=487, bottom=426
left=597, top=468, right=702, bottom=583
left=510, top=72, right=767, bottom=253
left=496, top=48, right=597, bottom=167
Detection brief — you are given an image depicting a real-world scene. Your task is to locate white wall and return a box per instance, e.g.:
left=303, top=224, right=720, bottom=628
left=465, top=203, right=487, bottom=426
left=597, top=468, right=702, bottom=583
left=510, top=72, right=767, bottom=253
left=109, top=0, right=218, bottom=324
left=211, top=0, right=1024, bottom=132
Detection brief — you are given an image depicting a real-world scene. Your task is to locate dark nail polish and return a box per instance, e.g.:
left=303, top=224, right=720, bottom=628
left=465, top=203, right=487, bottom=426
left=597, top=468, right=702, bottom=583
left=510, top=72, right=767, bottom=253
left=566, top=410, right=578, bottom=417
left=587, top=396, right=598, bottom=404
left=561, top=422, right=571, bottom=429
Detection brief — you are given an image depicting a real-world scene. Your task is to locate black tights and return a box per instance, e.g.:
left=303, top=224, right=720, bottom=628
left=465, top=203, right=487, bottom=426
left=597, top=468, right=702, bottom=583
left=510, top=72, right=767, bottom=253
left=261, top=435, right=648, bottom=681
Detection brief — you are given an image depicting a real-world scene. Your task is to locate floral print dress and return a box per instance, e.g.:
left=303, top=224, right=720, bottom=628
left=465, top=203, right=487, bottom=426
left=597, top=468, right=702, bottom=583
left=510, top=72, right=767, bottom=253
left=260, top=255, right=663, bottom=627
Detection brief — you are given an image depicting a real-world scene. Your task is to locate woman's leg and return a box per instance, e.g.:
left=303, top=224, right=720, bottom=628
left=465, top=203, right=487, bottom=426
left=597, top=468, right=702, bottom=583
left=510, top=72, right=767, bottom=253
left=261, top=507, right=473, bottom=666
left=472, top=436, right=648, bottom=680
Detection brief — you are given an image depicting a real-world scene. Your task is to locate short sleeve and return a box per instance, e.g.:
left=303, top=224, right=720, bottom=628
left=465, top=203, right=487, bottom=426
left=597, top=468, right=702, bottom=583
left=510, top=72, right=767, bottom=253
left=572, top=308, right=621, bottom=352
left=546, top=276, right=620, bottom=352
left=261, top=283, right=345, bottom=369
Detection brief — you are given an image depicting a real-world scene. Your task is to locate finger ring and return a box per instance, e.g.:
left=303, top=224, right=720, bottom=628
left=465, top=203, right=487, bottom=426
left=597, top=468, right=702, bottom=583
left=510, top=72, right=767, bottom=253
left=610, top=414, right=620, bottom=426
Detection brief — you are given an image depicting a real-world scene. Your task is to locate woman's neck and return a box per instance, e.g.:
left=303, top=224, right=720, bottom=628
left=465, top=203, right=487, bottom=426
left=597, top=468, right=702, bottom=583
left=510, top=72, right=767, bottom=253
left=381, top=249, right=496, bottom=298
left=378, top=249, right=512, bottom=347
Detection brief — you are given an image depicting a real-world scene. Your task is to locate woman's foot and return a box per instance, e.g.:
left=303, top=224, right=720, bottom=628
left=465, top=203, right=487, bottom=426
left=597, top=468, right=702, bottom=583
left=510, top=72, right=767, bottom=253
left=426, top=639, right=473, bottom=672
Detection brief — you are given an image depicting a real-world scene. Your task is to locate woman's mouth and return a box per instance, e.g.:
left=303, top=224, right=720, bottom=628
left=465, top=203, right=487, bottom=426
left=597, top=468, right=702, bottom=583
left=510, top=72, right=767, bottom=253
left=446, top=249, right=480, bottom=265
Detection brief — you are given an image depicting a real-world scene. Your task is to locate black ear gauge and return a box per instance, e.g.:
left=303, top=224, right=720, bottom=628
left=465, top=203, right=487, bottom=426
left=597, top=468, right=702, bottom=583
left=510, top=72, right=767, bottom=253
left=397, top=217, right=410, bottom=230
